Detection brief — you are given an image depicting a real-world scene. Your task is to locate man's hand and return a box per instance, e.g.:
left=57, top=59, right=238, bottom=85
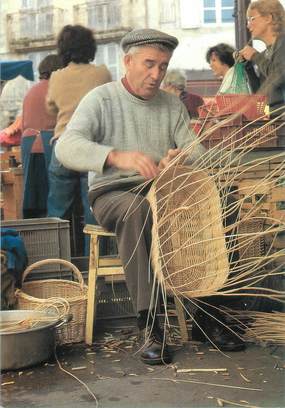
left=158, top=148, right=182, bottom=170
left=106, top=150, right=160, bottom=180
left=238, top=46, right=257, bottom=61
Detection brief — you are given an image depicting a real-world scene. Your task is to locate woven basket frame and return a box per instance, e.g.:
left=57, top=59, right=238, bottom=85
left=16, top=259, right=88, bottom=344
left=147, top=166, right=229, bottom=298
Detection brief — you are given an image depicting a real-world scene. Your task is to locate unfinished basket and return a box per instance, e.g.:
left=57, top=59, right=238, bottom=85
left=147, top=165, right=229, bottom=298
left=16, top=259, right=88, bottom=344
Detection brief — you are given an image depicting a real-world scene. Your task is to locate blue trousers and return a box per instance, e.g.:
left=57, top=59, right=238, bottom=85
left=47, top=148, right=95, bottom=255
left=21, top=131, right=53, bottom=218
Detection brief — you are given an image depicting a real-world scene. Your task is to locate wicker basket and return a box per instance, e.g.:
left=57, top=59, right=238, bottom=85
left=147, top=165, right=229, bottom=298
left=16, top=259, right=88, bottom=344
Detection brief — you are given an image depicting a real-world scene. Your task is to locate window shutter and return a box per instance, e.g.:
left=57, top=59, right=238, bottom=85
left=180, top=0, right=202, bottom=28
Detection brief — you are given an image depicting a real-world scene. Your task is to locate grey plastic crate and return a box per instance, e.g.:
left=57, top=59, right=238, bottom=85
left=1, top=218, right=71, bottom=278
left=96, top=280, right=135, bottom=319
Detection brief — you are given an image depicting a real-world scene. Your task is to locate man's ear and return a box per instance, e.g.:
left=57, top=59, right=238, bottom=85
left=124, top=54, right=132, bottom=69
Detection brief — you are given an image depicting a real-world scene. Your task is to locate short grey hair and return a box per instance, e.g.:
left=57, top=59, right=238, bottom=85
left=163, top=69, right=186, bottom=91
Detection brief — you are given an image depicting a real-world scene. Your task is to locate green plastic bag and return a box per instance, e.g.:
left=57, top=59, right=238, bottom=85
left=221, top=63, right=251, bottom=94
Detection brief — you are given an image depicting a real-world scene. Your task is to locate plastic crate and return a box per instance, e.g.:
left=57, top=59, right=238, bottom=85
left=1, top=218, right=71, bottom=277
left=215, top=94, right=267, bottom=120
left=96, top=280, right=135, bottom=319
left=198, top=102, right=218, bottom=118
left=202, top=120, right=278, bottom=150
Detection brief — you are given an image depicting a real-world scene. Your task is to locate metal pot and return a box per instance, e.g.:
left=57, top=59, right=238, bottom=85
left=1, top=310, right=70, bottom=371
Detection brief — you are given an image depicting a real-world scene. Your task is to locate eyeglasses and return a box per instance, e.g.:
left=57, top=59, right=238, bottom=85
left=247, top=15, right=262, bottom=23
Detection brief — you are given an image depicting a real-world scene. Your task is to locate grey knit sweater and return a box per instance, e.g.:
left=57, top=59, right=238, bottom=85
left=55, top=81, right=206, bottom=191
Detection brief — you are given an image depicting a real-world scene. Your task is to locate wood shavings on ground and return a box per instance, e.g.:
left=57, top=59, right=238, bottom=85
left=151, top=376, right=263, bottom=391
left=1, top=381, right=15, bottom=386
left=96, top=375, right=113, bottom=380
left=239, top=372, right=251, bottom=383
left=177, top=368, right=228, bottom=373
left=216, top=397, right=261, bottom=407
left=71, top=366, right=87, bottom=371
left=94, top=330, right=137, bottom=354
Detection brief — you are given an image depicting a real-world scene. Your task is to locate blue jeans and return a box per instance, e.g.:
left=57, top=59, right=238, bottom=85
left=47, top=148, right=95, bottom=255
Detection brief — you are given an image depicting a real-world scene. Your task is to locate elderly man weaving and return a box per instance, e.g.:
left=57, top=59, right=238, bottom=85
left=55, top=28, right=205, bottom=365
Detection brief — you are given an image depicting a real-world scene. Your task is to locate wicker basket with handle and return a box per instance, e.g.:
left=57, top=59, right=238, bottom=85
left=16, top=259, right=88, bottom=344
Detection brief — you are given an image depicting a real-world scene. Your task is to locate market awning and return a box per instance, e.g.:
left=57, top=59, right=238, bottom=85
left=0, top=60, right=34, bottom=81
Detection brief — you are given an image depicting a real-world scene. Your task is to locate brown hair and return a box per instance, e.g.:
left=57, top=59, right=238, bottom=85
left=248, top=0, right=285, bottom=34
left=38, top=54, right=63, bottom=80
left=57, top=25, right=97, bottom=67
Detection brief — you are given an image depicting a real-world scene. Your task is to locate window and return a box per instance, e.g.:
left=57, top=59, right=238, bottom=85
left=160, top=0, right=176, bottom=24
left=88, top=0, right=121, bottom=31
left=94, top=43, right=120, bottom=81
left=203, top=0, right=234, bottom=25
left=203, top=0, right=216, bottom=23
left=221, top=0, right=234, bottom=23
left=20, top=12, right=36, bottom=39
left=38, top=9, right=53, bottom=36
left=21, top=0, right=52, bottom=9
left=19, top=9, right=52, bottom=39
left=21, top=0, right=35, bottom=8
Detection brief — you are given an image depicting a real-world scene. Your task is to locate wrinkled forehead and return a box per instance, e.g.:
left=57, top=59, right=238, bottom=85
left=132, top=46, right=172, bottom=63
left=130, top=44, right=173, bottom=59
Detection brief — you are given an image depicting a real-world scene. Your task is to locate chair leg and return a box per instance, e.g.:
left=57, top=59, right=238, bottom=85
left=85, top=236, right=99, bottom=345
left=174, top=296, right=188, bottom=343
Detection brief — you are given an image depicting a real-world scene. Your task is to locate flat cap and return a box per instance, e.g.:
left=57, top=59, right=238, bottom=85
left=121, top=29, right=178, bottom=53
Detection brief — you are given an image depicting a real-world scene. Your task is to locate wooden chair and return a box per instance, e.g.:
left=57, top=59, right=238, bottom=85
left=83, top=224, right=188, bottom=345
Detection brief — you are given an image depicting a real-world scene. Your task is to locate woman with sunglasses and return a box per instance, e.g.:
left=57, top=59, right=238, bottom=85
left=239, top=0, right=285, bottom=117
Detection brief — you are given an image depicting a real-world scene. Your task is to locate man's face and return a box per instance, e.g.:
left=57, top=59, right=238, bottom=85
left=124, top=46, right=172, bottom=100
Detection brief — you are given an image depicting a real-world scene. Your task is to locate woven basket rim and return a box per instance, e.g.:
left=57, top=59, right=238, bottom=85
left=16, top=279, right=88, bottom=304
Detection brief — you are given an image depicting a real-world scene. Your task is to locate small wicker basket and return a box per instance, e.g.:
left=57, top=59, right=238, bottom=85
left=147, top=165, right=229, bottom=298
left=16, top=259, right=88, bottom=344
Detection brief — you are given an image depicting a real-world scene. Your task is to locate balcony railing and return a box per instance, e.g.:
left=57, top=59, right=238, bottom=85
left=7, top=6, right=66, bottom=50
left=74, top=0, right=124, bottom=33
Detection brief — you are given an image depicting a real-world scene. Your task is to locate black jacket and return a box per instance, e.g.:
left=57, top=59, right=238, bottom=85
left=252, top=34, right=285, bottom=116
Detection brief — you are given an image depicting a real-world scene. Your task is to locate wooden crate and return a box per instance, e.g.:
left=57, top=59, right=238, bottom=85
left=238, top=179, right=285, bottom=221
left=270, top=185, right=285, bottom=221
